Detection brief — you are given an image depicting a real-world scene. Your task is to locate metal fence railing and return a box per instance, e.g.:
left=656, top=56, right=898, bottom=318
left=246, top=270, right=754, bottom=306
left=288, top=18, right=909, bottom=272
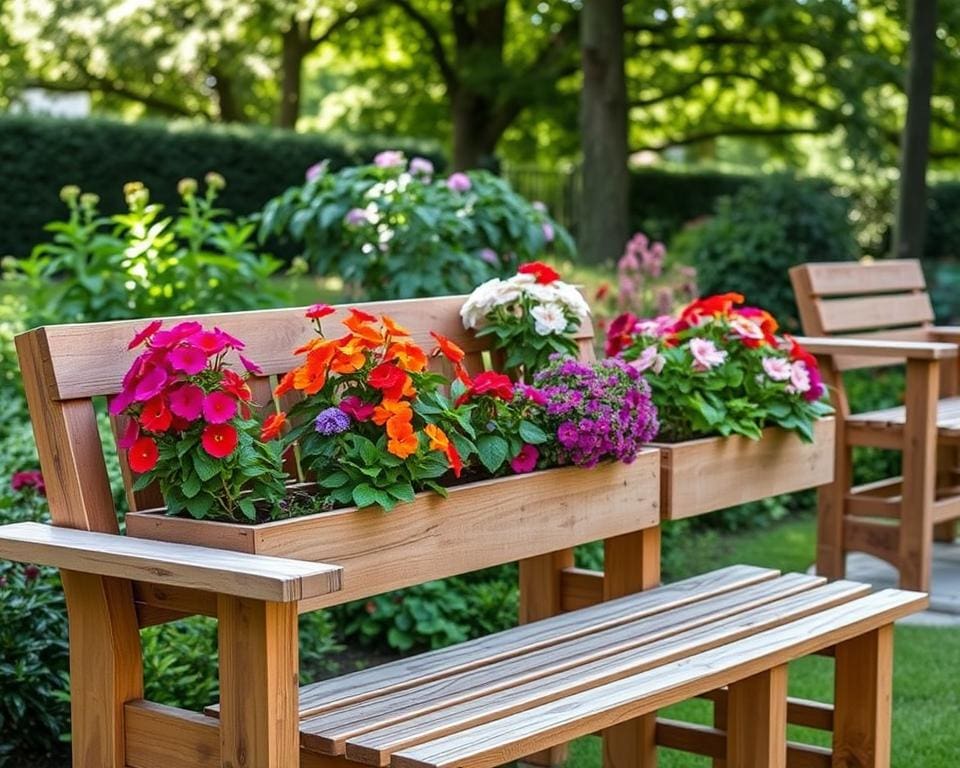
left=502, top=164, right=581, bottom=237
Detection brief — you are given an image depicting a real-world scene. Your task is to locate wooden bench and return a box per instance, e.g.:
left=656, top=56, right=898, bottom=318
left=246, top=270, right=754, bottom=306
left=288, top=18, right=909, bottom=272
left=791, top=259, right=960, bottom=591
left=0, top=295, right=928, bottom=768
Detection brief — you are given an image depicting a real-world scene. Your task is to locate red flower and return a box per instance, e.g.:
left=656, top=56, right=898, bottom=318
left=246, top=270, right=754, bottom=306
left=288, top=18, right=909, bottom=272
left=127, top=320, right=163, bottom=350
left=305, top=303, right=335, bottom=320
left=369, top=362, right=406, bottom=392
left=430, top=331, right=465, bottom=364
left=201, top=423, right=238, bottom=458
left=260, top=412, right=287, bottom=441
left=605, top=312, right=638, bottom=357
left=118, top=417, right=140, bottom=449
left=340, top=395, right=375, bottom=422
left=128, top=437, right=159, bottom=473
left=11, top=470, right=45, bottom=496
left=456, top=371, right=514, bottom=406
left=140, top=396, right=172, bottom=433
left=518, top=261, right=560, bottom=284
left=679, top=293, right=744, bottom=326
left=168, top=384, right=204, bottom=421
left=221, top=369, right=252, bottom=402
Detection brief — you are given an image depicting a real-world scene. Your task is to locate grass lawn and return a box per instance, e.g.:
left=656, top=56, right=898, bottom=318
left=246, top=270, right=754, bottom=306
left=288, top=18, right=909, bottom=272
left=567, top=515, right=960, bottom=768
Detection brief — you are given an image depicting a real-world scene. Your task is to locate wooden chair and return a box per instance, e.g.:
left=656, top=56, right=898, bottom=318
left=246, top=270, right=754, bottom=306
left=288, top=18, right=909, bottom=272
left=0, top=296, right=927, bottom=768
left=791, top=259, right=960, bottom=592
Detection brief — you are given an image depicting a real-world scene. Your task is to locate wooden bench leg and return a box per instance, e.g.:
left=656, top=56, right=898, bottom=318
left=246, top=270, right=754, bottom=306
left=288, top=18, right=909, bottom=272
left=726, top=665, right=787, bottom=768
left=519, top=548, right=575, bottom=767
left=833, top=626, right=893, bottom=768
left=712, top=688, right=728, bottom=768
left=818, top=418, right=851, bottom=582
left=899, top=359, right=939, bottom=592
left=218, top=595, right=299, bottom=768
left=602, top=528, right=661, bottom=768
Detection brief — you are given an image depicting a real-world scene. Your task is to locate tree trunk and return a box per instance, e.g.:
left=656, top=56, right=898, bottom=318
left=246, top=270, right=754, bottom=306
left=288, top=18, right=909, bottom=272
left=893, top=0, right=938, bottom=260
left=278, top=26, right=305, bottom=129
left=580, top=0, right=629, bottom=265
left=212, top=67, right=242, bottom=122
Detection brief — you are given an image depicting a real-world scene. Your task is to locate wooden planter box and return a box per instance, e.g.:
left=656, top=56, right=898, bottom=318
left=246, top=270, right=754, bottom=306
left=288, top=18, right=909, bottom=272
left=126, top=451, right=661, bottom=607
left=652, top=417, right=835, bottom=521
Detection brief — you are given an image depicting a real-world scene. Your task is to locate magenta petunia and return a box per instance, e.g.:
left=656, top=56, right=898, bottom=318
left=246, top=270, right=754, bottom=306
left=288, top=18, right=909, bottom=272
left=339, top=395, right=375, bottom=422
left=133, top=367, right=168, bottom=402
left=127, top=320, right=162, bottom=350
left=108, top=387, right=135, bottom=416
left=510, top=444, right=539, bottom=474
left=117, top=418, right=140, bottom=449
left=239, top=354, right=262, bottom=375
left=168, top=384, right=204, bottom=421
left=202, top=391, right=237, bottom=424
left=151, top=321, right=203, bottom=349
left=190, top=330, right=229, bottom=356
left=169, top=345, right=208, bottom=375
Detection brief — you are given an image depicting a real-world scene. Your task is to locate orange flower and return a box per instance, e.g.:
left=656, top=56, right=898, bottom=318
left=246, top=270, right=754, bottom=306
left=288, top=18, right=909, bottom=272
left=430, top=331, right=465, bottom=364
left=382, top=314, right=411, bottom=338
left=274, top=370, right=295, bottom=397
left=386, top=419, right=419, bottom=458
left=424, top=423, right=449, bottom=452
left=389, top=341, right=428, bottom=372
left=330, top=337, right=368, bottom=373
left=260, top=412, right=287, bottom=441
left=343, top=309, right=384, bottom=346
left=373, top=399, right=413, bottom=426
left=294, top=344, right=335, bottom=394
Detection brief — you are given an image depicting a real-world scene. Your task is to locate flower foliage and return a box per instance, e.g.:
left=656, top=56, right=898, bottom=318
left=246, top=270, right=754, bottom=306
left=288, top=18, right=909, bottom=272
left=259, top=152, right=574, bottom=300
left=112, top=321, right=286, bottom=521
left=460, top=262, right=590, bottom=381
left=608, top=293, right=833, bottom=442
left=517, top=357, right=659, bottom=468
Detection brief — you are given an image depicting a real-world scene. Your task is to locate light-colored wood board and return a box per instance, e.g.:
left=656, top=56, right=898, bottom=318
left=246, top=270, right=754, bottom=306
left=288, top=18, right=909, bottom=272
left=794, top=334, right=952, bottom=361
left=0, top=522, right=342, bottom=602
left=335, top=580, right=864, bottom=765
left=129, top=455, right=661, bottom=609
left=24, top=295, right=595, bottom=401
left=654, top=419, right=835, bottom=521
left=813, top=293, right=933, bottom=334
left=700, top=690, right=834, bottom=732
left=655, top=721, right=831, bottom=768
left=793, top=260, right=926, bottom=298
left=560, top=568, right=604, bottom=611
left=389, top=590, right=924, bottom=768
left=133, top=582, right=219, bottom=626
left=726, top=665, right=788, bottom=768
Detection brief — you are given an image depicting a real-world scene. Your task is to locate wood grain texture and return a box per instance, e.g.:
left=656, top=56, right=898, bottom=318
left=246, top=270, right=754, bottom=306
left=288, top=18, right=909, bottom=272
left=655, top=720, right=831, bottom=768
left=128, top=454, right=661, bottom=609
left=793, top=336, right=954, bottom=360
left=726, top=665, right=788, bottom=768
left=389, top=591, right=924, bottom=768
left=218, top=596, right=300, bottom=768
left=813, top=293, right=933, bottom=334
left=0, top=522, right=342, bottom=602
left=791, top=260, right=926, bottom=297
left=654, top=419, right=835, bottom=521
left=833, top=626, right=894, bottom=768
left=560, top=567, right=604, bottom=611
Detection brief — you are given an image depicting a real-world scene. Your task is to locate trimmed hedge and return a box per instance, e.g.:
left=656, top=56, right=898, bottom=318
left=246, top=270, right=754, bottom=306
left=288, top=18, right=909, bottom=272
left=0, top=116, right=443, bottom=259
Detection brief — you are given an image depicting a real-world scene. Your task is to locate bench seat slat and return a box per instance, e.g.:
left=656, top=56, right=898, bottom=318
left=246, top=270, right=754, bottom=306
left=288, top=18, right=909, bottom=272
left=389, top=589, right=926, bottom=768
left=303, top=573, right=827, bottom=753
left=322, top=580, right=869, bottom=764
left=0, top=522, right=341, bottom=602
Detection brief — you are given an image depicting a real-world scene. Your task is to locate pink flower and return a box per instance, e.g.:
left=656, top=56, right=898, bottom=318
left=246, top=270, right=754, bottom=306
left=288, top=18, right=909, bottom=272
left=517, top=384, right=548, bottom=407
left=239, top=354, right=262, bottom=375
left=306, top=162, right=324, bottom=182
left=190, top=330, right=229, bottom=356
left=339, top=395, right=375, bottom=422
left=169, top=384, right=204, bottom=421
left=789, top=361, right=812, bottom=394
left=510, top=444, right=539, bottom=474
left=108, top=387, right=135, bottom=416
left=542, top=222, right=555, bottom=243
left=344, top=208, right=368, bottom=226
left=202, top=391, right=238, bottom=424
left=446, top=172, right=471, bottom=192
left=631, top=346, right=666, bottom=375
left=169, top=345, right=207, bottom=375
left=762, top=357, right=792, bottom=382
left=409, top=156, right=434, bottom=176
left=134, top=367, right=168, bottom=401
left=374, top=150, right=405, bottom=168
left=689, top=338, right=727, bottom=371
left=117, top=417, right=140, bottom=449
left=151, top=321, right=202, bottom=349
left=478, top=248, right=499, bottom=265
left=127, top=320, right=162, bottom=350
left=11, top=470, right=45, bottom=496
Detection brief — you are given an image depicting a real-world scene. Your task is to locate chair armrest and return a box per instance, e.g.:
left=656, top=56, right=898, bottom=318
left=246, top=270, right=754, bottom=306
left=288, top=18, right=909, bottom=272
left=794, top=336, right=958, bottom=361
left=929, top=326, right=960, bottom=345
left=0, top=522, right=341, bottom=603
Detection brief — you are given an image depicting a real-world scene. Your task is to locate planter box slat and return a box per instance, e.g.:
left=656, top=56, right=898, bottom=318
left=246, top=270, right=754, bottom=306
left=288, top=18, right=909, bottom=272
left=653, top=418, right=835, bottom=521
left=126, top=451, right=660, bottom=607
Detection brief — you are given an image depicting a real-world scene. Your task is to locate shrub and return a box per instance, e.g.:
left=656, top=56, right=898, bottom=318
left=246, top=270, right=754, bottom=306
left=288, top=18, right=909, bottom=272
left=260, top=154, right=574, bottom=300
left=0, top=115, right=443, bottom=261
left=5, top=175, right=287, bottom=327
left=669, top=175, right=858, bottom=331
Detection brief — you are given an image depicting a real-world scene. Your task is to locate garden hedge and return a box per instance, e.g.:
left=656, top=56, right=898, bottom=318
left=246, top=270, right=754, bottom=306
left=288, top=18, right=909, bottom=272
left=0, top=115, right=443, bottom=259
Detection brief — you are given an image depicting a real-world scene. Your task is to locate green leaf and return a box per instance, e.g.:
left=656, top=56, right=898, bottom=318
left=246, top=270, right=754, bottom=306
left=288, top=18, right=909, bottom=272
left=476, top=434, right=509, bottom=473
left=184, top=493, right=214, bottom=520
left=319, top=471, right=350, bottom=489
left=181, top=472, right=202, bottom=499
left=386, top=483, right=416, bottom=503
left=192, top=451, right=220, bottom=482
left=352, top=483, right=379, bottom=509
left=237, top=497, right=257, bottom=522
left=518, top=420, right=549, bottom=445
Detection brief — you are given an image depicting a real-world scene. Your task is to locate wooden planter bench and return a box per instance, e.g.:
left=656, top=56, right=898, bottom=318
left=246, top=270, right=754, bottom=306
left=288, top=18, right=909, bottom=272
left=0, top=296, right=928, bottom=768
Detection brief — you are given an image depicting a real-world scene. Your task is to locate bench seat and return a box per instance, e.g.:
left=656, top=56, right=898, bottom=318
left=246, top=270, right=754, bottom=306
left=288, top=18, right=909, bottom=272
left=203, top=564, right=925, bottom=768
left=847, top=395, right=960, bottom=439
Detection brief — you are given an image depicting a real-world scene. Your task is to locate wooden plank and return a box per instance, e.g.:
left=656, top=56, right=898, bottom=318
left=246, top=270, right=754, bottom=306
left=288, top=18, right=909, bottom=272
left=833, top=626, right=893, bottom=768
left=0, top=522, right=342, bottom=603
left=26, top=296, right=596, bottom=400
left=655, top=419, right=835, bottom=521
left=330, top=579, right=865, bottom=764
left=560, top=568, right=604, bottom=611
left=829, top=328, right=934, bottom=371
left=218, top=596, right=300, bottom=768
left=129, top=455, right=661, bottom=611
left=388, top=590, right=924, bottom=768
left=700, top=691, right=834, bottom=732
left=123, top=701, right=355, bottom=768
left=842, top=519, right=899, bottom=567
left=726, top=665, right=788, bottom=768
left=134, top=581, right=218, bottom=627
left=794, top=260, right=926, bottom=298
left=814, top=294, right=933, bottom=334
left=795, top=334, right=951, bottom=360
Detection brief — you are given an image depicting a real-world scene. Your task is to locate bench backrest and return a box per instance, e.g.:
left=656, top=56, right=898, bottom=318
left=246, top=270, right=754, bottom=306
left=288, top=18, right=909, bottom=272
left=790, top=259, right=934, bottom=373
left=16, top=295, right=620, bottom=620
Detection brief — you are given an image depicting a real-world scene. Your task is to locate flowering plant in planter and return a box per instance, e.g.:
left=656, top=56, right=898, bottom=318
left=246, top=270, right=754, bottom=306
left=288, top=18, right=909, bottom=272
left=460, top=262, right=591, bottom=382
left=606, top=293, right=832, bottom=442
left=110, top=321, right=286, bottom=521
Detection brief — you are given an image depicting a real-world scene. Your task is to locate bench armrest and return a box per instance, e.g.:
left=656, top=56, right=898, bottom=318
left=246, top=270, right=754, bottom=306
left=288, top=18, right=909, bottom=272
left=0, top=522, right=341, bottom=603
left=794, top=336, right=958, bottom=361
left=929, top=326, right=960, bottom=344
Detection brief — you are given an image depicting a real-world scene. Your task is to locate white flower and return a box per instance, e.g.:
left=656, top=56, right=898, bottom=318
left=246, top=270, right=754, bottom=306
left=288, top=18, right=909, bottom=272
left=790, top=360, right=812, bottom=393
left=460, top=278, right=502, bottom=329
left=524, top=283, right=561, bottom=304
left=530, top=303, right=569, bottom=336
left=689, top=338, right=727, bottom=371
left=553, top=282, right=591, bottom=319
left=507, top=272, right=537, bottom=287
left=762, top=357, right=792, bottom=381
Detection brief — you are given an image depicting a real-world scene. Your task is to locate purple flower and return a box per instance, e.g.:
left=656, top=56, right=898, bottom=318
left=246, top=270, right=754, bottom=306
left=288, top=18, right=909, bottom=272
left=374, top=150, right=405, bottom=168
left=344, top=208, right=368, bottom=226
left=510, top=444, right=539, bottom=474
left=542, top=222, right=555, bottom=243
left=478, top=248, right=499, bottom=265
left=409, top=156, right=434, bottom=176
left=315, top=407, right=351, bottom=436
left=306, top=162, right=324, bottom=182
left=446, top=172, right=472, bottom=192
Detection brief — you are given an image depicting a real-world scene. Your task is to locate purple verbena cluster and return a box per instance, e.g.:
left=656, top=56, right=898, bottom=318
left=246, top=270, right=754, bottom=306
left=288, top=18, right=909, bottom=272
left=520, top=356, right=659, bottom=467
left=315, top=406, right=351, bottom=436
